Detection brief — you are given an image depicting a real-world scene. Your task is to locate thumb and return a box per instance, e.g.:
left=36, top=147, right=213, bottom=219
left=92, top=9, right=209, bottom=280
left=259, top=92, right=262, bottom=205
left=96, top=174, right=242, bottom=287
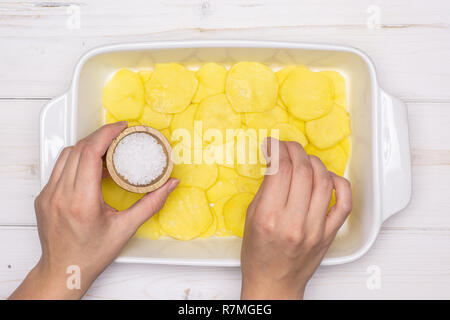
left=121, top=178, right=179, bottom=229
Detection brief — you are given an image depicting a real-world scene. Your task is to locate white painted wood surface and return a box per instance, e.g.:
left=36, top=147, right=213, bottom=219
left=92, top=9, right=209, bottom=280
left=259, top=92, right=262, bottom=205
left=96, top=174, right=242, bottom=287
left=0, top=0, right=449, bottom=299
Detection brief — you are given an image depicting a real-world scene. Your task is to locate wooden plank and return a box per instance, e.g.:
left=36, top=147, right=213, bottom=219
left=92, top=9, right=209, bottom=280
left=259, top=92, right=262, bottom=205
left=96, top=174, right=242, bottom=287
left=0, top=100, right=449, bottom=227
left=0, top=226, right=448, bottom=299
left=0, top=1, right=449, bottom=100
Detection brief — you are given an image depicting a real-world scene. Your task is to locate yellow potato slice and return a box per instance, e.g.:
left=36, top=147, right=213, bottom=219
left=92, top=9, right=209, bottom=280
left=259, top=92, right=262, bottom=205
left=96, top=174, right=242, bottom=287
left=321, top=71, right=347, bottom=108
left=288, top=116, right=306, bottom=135
left=170, top=103, right=198, bottom=148
left=207, top=180, right=239, bottom=203
left=211, top=196, right=235, bottom=236
left=172, top=163, right=218, bottom=189
left=234, top=132, right=267, bottom=179
left=139, top=105, right=172, bottom=130
left=102, top=177, right=143, bottom=210
left=305, top=144, right=348, bottom=176
left=244, top=105, right=288, bottom=131
left=223, top=193, right=253, bottom=237
left=145, top=63, right=198, bottom=113
left=135, top=213, right=160, bottom=240
left=305, top=105, right=351, bottom=149
left=192, top=63, right=227, bottom=103
left=226, top=62, right=278, bottom=113
left=199, top=210, right=217, bottom=238
left=218, top=166, right=262, bottom=194
left=276, top=65, right=308, bottom=86
left=340, top=137, right=351, bottom=157
left=105, top=112, right=118, bottom=124
left=127, top=120, right=141, bottom=127
left=195, top=94, right=241, bottom=136
left=102, top=69, right=145, bottom=120
left=159, top=187, right=213, bottom=240
left=271, top=123, right=308, bottom=147
left=138, top=70, right=153, bottom=84
left=281, top=67, right=333, bottom=120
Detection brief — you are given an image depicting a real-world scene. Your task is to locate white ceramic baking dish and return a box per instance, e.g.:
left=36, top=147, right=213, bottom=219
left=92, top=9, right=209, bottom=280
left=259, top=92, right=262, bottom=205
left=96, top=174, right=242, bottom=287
left=40, top=40, right=411, bottom=266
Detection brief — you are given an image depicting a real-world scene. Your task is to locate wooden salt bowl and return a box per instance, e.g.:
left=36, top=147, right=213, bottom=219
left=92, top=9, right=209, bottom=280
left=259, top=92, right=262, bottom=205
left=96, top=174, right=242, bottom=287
left=106, top=125, right=173, bottom=193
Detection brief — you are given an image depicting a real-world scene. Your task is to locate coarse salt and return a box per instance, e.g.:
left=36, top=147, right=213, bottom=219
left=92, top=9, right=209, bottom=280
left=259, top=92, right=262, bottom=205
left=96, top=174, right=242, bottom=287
left=113, top=132, right=167, bottom=186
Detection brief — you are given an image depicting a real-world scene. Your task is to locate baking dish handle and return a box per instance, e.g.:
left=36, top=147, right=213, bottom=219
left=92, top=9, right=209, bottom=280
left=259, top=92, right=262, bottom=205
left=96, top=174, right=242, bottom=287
left=39, top=92, right=71, bottom=189
left=379, top=89, right=412, bottom=222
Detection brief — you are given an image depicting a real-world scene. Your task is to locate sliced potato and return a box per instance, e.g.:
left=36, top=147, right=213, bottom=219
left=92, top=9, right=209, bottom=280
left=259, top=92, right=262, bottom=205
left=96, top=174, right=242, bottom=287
left=280, top=67, right=333, bottom=120
left=211, top=196, right=235, bottom=236
left=223, top=193, right=253, bottom=237
left=145, top=63, right=197, bottom=113
left=226, top=62, right=278, bottom=113
left=138, top=70, right=153, bottom=84
left=172, top=163, right=218, bottom=189
left=306, top=105, right=351, bottom=149
left=321, top=71, right=347, bottom=108
left=199, top=209, right=217, bottom=238
left=105, top=112, right=118, bottom=124
left=244, top=105, right=288, bottom=131
left=193, top=63, right=227, bottom=103
left=159, top=187, right=213, bottom=240
left=271, top=123, right=308, bottom=147
left=340, top=137, right=351, bottom=157
left=288, top=116, right=306, bottom=134
left=195, top=93, right=241, bottom=136
left=102, top=69, right=145, bottom=120
left=135, top=213, right=160, bottom=240
left=139, top=105, right=172, bottom=130
left=305, top=144, right=348, bottom=176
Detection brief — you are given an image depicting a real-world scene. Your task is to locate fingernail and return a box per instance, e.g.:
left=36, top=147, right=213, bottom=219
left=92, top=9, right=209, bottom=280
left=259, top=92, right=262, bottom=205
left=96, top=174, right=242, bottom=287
left=168, top=178, right=180, bottom=192
left=118, top=121, right=128, bottom=127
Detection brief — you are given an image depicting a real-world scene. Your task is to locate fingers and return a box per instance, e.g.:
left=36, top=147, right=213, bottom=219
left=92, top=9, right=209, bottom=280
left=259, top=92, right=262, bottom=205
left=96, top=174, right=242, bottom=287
left=305, top=155, right=333, bottom=232
left=285, top=142, right=313, bottom=216
left=325, top=173, right=352, bottom=240
left=121, top=178, right=179, bottom=230
left=75, top=122, right=127, bottom=191
left=259, top=138, right=292, bottom=210
left=45, top=146, right=73, bottom=190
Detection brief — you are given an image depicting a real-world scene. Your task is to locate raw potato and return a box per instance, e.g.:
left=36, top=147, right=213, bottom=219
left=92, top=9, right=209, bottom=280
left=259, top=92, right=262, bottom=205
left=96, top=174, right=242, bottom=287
left=211, top=196, right=235, bottom=236
left=193, top=63, right=227, bottom=103
left=223, top=193, right=254, bottom=237
left=102, top=69, right=145, bottom=120
left=340, top=137, right=351, bottom=157
left=244, top=105, right=288, bottom=130
left=288, top=116, right=306, bottom=135
left=226, top=62, right=278, bottom=112
left=306, top=105, right=351, bottom=149
left=195, top=94, right=241, bottom=136
left=135, top=213, right=161, bottom=240
left=172, top=163, right=218, bottom=189
left=321, top=71, right=347, bottom=108
left=138, top=70, right=153, bottom=84
left=281, top=67, right=333, bottom=120
left=139, top=105, right=172, bottom=130
left=276, top=65, right=307, bottom=86
left=305, top=144, right=348, bottom=176
left=170, top=103, right=198, bottom=148
left=271, top=123, right=308, bottom=147
left=199, top=211, right=217, bottom=238
left=234, top=132, right=267, bottom=179
left=159, top=187, right=213, bottom=240
left=145, top=63, right=198, bottom=113
left=105, top=112, right=117, bottom=124
left=102, top=177, right=160, bottom=240
left=101, top=63, right=351, bottom=241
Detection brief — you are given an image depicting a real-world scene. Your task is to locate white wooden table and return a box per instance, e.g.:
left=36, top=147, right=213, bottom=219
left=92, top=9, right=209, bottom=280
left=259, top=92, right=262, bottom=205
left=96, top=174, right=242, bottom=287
left=0, top=0, right=449, bottom=299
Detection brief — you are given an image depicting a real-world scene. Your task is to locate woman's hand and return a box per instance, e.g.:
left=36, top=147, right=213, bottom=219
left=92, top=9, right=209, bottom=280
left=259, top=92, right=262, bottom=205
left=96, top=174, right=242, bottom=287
left=9, top=122, right=179, bottom=299
left=241, top=139, right=352, bottom=299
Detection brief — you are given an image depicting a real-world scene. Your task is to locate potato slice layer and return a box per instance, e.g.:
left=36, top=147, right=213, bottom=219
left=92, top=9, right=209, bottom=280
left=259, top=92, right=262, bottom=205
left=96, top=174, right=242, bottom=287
left=281, top=67, right=333, bottom=120
left=223, top=193, right=254, bottom=237
left=102, top=69, right=145, bottom=120
left=145, top=63, right=198, bottom=113
left=226, top=62, right=278, bottom=112
left=159, top=187, right=213, bottom=240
